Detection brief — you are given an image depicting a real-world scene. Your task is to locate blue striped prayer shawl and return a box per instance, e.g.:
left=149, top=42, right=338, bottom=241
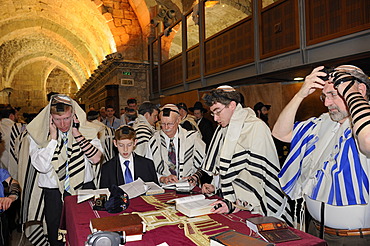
left=279, top=113, right=369, bottom=206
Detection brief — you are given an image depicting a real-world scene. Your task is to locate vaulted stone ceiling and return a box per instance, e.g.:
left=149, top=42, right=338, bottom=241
left=0, top=0, right=256, bottom=113
left=0, top=0, right=149, bottom=112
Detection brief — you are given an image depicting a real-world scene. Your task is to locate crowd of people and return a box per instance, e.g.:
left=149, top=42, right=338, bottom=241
left=0, top=64, right=368, bottom=245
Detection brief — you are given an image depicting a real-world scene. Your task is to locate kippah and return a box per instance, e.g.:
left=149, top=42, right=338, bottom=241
left=216, top=85, right=236, bottom=92
left=104, top=185, right=130, bottom=213
left=51, top=95, right=72, bottom=106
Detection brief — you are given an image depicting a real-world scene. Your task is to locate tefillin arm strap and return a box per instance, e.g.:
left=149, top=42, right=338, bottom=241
left=332, top=72, right=370, bottom=136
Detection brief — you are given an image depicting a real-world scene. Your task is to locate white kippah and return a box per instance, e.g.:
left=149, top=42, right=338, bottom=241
left=334, top=65, right=366, bottom=76
left=160, top=103, right=179, bottom=111
left=216, top=85, right=236, bottom=92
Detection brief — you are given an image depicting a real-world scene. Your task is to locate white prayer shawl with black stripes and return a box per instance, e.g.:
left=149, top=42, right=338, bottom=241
left=133, top=115, right=157, bottom=156
left=0, top=118, right=25, bottom=179
left=279, top=113, right=370, bottom=206
left=17, top=99, right=100, bottom=245
left=148, top=126, right=205, bottom=178
left=203, top=104, right=292, bottom=224
left=90, top=119, right=115, bottom=186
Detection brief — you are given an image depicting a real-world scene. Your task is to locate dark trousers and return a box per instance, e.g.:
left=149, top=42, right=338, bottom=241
left=307, top=219, right=370, bottom=246
left=43, top=182, right=95, bottom=246
left=44, top=188, right=64, bottom=246
left=0, top=212, right=9, bottom=246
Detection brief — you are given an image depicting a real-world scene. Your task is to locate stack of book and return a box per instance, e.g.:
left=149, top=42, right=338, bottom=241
left=167, top=194, right=217, bottom=217
left=246, top=216, right=300, bottom=243
left=90, top=214, right=146, bottom=242
left=162, top=179, right=194, bottom=192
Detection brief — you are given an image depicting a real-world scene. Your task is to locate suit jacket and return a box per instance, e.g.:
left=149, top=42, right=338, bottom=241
left=198, top=117, right=214, bottom=150
left=100, top=154, right=158, bottom=189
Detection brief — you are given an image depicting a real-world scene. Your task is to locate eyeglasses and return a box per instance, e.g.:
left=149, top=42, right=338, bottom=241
left=160, top=122, right=175, bottom=127
left=320, top=91, right=339, bottom=102
left=211, top=106, right=226, bottom=117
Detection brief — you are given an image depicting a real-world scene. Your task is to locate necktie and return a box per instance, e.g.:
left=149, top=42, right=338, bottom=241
left=62, top=133, right=70, bottom=192
left=168, top=139, right=177, bottom=176
left=124, top=160, right=133, bottom=184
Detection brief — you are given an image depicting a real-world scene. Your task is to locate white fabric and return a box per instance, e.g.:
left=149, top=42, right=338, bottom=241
left=29, top=135, right=101, bottom=188
left=133, top=114, right=157, bottom=156
left=279, top=113, right=370, bottom=229
left=203, top=104, right=292, bottom=224
left=306, top=195, right=370, bottom=229
left=148, top=126, right=205, bottom=178
left=0, top=118, right=25, bottom=179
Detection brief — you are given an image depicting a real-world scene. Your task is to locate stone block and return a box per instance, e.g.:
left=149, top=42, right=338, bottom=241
left=104, top=12, right=114, bottom=21
left=93, top=0, right=103, bottom=6
left=114, top=18, right=122, bottom=27
left=112, top=9, right=124, bottom=18
left=121, top=19, right=132, bottom=26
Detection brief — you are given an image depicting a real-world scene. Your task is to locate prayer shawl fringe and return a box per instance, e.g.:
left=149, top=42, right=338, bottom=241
left=203, top=104, right=292, bottom=224
left=149, top=126, right=205, bottom=178
left=133, top=115, right=157, bottom=156
left=279, top=113, right=369, bottom=206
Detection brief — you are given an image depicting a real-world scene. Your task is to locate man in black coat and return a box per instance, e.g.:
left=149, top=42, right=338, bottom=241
left=189, top=101, right=215, bottom=151
left=100, top=125, right=158, bottom=189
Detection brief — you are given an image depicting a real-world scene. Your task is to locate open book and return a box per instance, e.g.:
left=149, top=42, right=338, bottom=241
left=119, top=178, right=147, bottom=198
left=162, top=179, right=195, bottom=192
left=246, top=216, right=300, bottom=243
left=144, top=182, right=165, bottom=195
left=168, top=194, right=217, bottom=217
left=77, top=188, right=110, bottom=203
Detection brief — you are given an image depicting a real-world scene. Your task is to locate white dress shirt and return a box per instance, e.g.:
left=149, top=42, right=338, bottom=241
left=29, top=134, right=103, bottom=188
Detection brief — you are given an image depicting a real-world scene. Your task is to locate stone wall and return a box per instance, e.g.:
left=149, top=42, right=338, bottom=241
left=46, top=68, right=77, bottom=99
left=96, top=0, right=145, bottom=60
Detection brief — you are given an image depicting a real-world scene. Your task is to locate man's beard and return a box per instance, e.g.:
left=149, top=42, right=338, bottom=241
left=260, top=113, right=269, bottom=124
left=328, top=105, right=349, bottom=122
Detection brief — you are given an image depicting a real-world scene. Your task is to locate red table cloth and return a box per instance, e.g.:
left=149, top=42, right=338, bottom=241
left=61, top=192, right=327, bottom=246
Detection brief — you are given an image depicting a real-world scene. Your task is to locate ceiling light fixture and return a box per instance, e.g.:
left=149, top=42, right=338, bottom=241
left=293, top=77, right=304, bottom=81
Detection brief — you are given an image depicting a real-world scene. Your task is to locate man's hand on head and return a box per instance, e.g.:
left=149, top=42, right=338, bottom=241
left=49, top=115, right=57, bottom=140
left=297, top=66, right=327, bottom=99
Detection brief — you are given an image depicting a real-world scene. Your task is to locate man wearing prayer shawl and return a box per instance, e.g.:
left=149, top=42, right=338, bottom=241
left=273, top=65, right=370, bottom=245
left=147, top=104, right=206, bottom=184
left=87, top=110, right=116, bottom=186
left=190, top=86, right=292, bottom=225
left=17, top=95, right=103, bottom=246
left=133, top=102, right=159, bottom=157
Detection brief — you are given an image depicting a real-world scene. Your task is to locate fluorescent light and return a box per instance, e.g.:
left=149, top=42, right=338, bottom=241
left=294, top=77, right=304, bottom=81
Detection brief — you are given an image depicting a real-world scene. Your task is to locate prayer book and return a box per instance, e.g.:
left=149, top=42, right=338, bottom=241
left=90, top=214, right=146, bottom=242
left=77, top=188, right=110, bottom=203
left=162, top=179, right=195, bottom=192
left=144, top=182, right=165, bottom=195
left=167, top=194, right=217, bottom=217
left=119, top=178, right=147, bottom=198
left=246, top=216, right=300, bottom=243
left=210, top=230, right=274, bottom=246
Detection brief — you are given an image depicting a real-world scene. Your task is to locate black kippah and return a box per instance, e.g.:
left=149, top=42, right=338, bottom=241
left=104, top=185, right=130, bottom=213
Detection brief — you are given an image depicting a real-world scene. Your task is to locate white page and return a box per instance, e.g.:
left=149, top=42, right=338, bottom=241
left=119, top=178, right=146, bottom=198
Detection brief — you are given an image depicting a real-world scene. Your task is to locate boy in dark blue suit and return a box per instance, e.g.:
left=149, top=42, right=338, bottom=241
left=100, top=125, right=158, bottom=188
